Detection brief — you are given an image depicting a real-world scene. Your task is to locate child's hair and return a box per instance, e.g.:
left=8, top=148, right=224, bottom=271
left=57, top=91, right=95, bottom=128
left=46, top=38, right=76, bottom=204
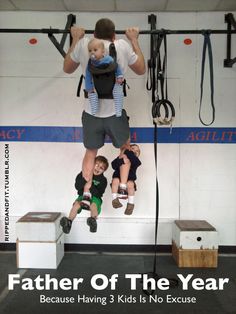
left=95, top=155, right=109, bottom=171
left=130, top=144, right=141, bottom=157
left=88, top=38, right=105, bottom=52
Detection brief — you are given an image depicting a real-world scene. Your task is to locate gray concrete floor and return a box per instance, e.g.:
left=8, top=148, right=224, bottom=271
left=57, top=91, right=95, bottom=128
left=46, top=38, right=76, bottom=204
left=0, top=252, right=236, bottom=314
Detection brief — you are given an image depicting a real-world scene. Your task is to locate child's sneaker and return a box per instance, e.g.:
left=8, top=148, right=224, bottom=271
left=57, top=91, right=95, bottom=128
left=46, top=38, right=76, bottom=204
left=112, top=197, right=123, bottom=208
left=60, top=217, right=72, bottom=234
left=117, top=186, right=128, bottom=199
left=80, top=195, right=91, bottom=211
left=87, top=217, right=97, bottom=233
left=124, top=203, right=134, bottom=215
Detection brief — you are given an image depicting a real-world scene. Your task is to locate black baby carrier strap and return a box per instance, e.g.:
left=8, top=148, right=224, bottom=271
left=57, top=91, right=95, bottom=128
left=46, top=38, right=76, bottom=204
left=147, top=31, right=175, bottom=126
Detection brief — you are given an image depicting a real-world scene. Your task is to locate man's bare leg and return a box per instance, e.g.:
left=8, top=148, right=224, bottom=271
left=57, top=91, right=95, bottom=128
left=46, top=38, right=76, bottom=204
left=82, top=148, right=98, bottom=184
left=81, top=148, right=98, bottom=209
left=118, top=155, right=130, bottom=199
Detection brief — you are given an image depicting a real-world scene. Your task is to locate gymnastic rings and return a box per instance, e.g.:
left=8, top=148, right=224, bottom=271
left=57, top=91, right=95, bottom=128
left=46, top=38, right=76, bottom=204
left=152, top=99, right=175, bottom=125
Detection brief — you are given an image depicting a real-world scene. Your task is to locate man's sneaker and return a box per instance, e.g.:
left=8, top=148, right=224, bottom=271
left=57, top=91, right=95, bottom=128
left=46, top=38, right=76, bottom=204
left=117, top=186, right=128, bottom=199
left=87, top=217, right=97, bottom=233
left=80, top=195, right=91, bottom=211
left=60, top=217, right=72, bottom=234
left=124, top=203, right=134, bottom=215
left=112, top=197, right=123, bottom=208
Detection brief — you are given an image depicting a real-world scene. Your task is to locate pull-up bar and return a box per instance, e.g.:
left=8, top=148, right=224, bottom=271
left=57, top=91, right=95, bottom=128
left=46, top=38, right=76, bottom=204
left=0, top=28, right=236, bottom=35
left=1, top=12, right=235, bottom=66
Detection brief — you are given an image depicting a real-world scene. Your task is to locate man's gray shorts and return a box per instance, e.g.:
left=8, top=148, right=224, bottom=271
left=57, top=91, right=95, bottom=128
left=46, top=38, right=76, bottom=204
left=82, top=109, right=130, bottom=149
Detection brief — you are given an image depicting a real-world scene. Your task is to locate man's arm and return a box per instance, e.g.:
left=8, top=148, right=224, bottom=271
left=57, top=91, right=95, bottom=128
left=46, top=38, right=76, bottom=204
left=63, top=27, right=85, bottom=74
left=125, top=27, right=146, bottom=75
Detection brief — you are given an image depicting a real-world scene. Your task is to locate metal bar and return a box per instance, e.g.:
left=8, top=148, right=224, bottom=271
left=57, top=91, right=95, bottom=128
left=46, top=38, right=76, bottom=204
left=48, top=33, right=66, bottom=58
left=0, top=28, right=236, bottom=35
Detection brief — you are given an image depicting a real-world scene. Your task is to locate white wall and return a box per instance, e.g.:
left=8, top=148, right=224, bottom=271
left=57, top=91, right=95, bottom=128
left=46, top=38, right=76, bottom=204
left=0, top=11, right=235, bottom=246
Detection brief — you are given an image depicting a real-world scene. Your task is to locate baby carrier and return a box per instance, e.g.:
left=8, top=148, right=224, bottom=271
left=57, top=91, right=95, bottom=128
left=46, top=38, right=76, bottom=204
left=77, top=43, right=128, bottom=99
left=89, top=43, right=117, bottom=99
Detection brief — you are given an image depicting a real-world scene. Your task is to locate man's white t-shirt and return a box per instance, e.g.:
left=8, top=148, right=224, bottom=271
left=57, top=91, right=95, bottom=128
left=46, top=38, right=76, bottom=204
left=70, top=37, right=138, bottom=117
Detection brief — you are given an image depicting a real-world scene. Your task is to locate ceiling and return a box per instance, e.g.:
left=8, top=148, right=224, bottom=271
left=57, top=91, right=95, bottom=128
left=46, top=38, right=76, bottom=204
left=0, top=0, right=236, bottom=12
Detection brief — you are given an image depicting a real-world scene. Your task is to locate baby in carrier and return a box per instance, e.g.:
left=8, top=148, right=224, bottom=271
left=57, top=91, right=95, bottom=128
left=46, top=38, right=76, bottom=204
left=85, top=38, right=124, bottom=117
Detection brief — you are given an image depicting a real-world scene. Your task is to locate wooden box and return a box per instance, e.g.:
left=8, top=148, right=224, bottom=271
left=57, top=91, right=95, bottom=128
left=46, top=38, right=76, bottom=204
left=172, top=220, right=218, bottom=268
left=16, top=212, right=64, bottom=269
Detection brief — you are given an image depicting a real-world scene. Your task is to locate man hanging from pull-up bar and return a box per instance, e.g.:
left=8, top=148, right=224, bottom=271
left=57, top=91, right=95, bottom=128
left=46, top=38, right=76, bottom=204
left=63, top=18, right=145, bottom=210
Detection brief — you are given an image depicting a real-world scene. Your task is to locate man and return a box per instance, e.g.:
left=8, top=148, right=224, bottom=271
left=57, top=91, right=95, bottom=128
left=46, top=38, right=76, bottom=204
left=63, top=18, right=145, bottom=198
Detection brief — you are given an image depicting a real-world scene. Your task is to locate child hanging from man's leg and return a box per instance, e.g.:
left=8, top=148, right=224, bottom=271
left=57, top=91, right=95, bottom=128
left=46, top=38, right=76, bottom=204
left=112, top=139, right=130, bottom=199
left=60, top=156, right=108, bottom=233
left=111, top=144, right=141, bottom=213
left=111, top=153, right=131, bottom=202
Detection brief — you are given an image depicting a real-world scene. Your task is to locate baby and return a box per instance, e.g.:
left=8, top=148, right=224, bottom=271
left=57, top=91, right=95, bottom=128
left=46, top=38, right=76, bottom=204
left=85, top=38, right=124, bottom=117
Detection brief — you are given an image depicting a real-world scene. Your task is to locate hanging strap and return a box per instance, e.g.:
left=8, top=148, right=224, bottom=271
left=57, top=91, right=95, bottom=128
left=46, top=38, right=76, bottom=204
left=199, top=32, right=215, bottom=126
left=152, top=121, right=159, bottom=276
left=122, top=79, right=129, bottom=97
left=76, top=74, right=84, bottom=97
left=142, top=121, right=178, bottom=296
left=150, top=34, right=175, bottom=125
left=143, top=29, right=178, bottom=297
left=141, top=121, right=160, bottom=296
left=146, top=33, right=164, bottom=103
